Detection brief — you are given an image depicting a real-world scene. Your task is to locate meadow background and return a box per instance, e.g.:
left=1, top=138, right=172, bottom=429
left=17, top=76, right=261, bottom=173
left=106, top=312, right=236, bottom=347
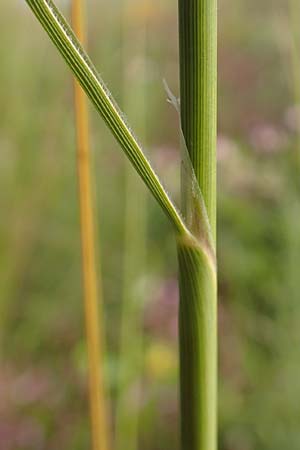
left=1, top=1, right=300, bottom=449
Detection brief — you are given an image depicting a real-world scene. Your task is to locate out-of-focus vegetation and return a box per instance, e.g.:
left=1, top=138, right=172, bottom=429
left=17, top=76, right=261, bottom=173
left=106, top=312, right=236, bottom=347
left=1, top=1, right=300, bottom=449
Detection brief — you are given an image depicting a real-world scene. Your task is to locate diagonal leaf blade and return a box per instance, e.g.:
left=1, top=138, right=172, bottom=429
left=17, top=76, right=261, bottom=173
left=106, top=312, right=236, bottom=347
left=25, top=0, right=188, bottom=236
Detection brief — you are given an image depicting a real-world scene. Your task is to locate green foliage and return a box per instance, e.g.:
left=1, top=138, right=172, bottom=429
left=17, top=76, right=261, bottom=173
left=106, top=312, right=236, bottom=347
left=2, top=1, right=300, bottom=450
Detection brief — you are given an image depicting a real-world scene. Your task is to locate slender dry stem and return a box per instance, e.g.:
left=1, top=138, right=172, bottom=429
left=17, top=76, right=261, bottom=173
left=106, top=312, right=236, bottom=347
left=71, top=2, right=109, bottom=449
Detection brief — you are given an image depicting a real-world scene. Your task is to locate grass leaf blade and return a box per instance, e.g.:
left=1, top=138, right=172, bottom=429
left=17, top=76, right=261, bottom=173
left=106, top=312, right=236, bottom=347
left=25, top=0, right=188, bottom=237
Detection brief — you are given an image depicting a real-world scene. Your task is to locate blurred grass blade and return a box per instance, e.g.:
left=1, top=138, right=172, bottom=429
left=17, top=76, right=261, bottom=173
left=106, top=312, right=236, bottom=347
left=115, top=1, right=148, bottom=448
left=71, top=1, right=110, bottom=450
left=25, top=0, right=188, bottom=237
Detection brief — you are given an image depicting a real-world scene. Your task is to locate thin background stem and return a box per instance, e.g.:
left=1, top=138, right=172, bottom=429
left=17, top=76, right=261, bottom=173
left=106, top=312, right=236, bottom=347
left=71, top=1, right=109, bottom=449
left=115, top=2, right=148, bottom=448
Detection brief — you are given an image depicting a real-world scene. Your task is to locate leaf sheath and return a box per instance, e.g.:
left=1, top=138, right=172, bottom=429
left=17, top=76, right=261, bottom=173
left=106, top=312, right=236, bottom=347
left=177, top=238, right=217, bottom=450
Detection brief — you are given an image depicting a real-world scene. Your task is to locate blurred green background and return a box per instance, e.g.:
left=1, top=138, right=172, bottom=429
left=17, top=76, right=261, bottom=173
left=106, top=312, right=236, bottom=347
left=1, top=0, right=300, bottom=449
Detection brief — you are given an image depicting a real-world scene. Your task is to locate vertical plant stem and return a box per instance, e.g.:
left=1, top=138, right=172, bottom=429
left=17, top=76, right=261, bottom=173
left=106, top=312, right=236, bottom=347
left=71, top=2, right=109, bottom=450
left=178, top=0, right=217, bottom=237
left=177, top=1, right=218, bottom=450
left=115, top=2, right=147, bottom=448
left=115, top=173, right=147, bottom=450
left=177, top=240, right=217, bottom=450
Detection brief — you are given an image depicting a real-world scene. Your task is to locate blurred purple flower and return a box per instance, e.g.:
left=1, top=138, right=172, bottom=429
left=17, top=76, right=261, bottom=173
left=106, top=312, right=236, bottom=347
left=249, top=123, right=288, bottom=154
left=284, top=104, right=300, bottom=133
left=0, top=420, right=44, bottom=450
left=217, top=135, right=238, bottom=162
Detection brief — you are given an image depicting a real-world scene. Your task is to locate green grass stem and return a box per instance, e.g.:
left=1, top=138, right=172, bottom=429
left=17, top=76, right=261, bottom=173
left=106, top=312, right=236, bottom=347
left=178, top=1, right=218, bottom=449
left=177, top=237, right=217, bottom=450
left=178, top=0, right=217, bottom=239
